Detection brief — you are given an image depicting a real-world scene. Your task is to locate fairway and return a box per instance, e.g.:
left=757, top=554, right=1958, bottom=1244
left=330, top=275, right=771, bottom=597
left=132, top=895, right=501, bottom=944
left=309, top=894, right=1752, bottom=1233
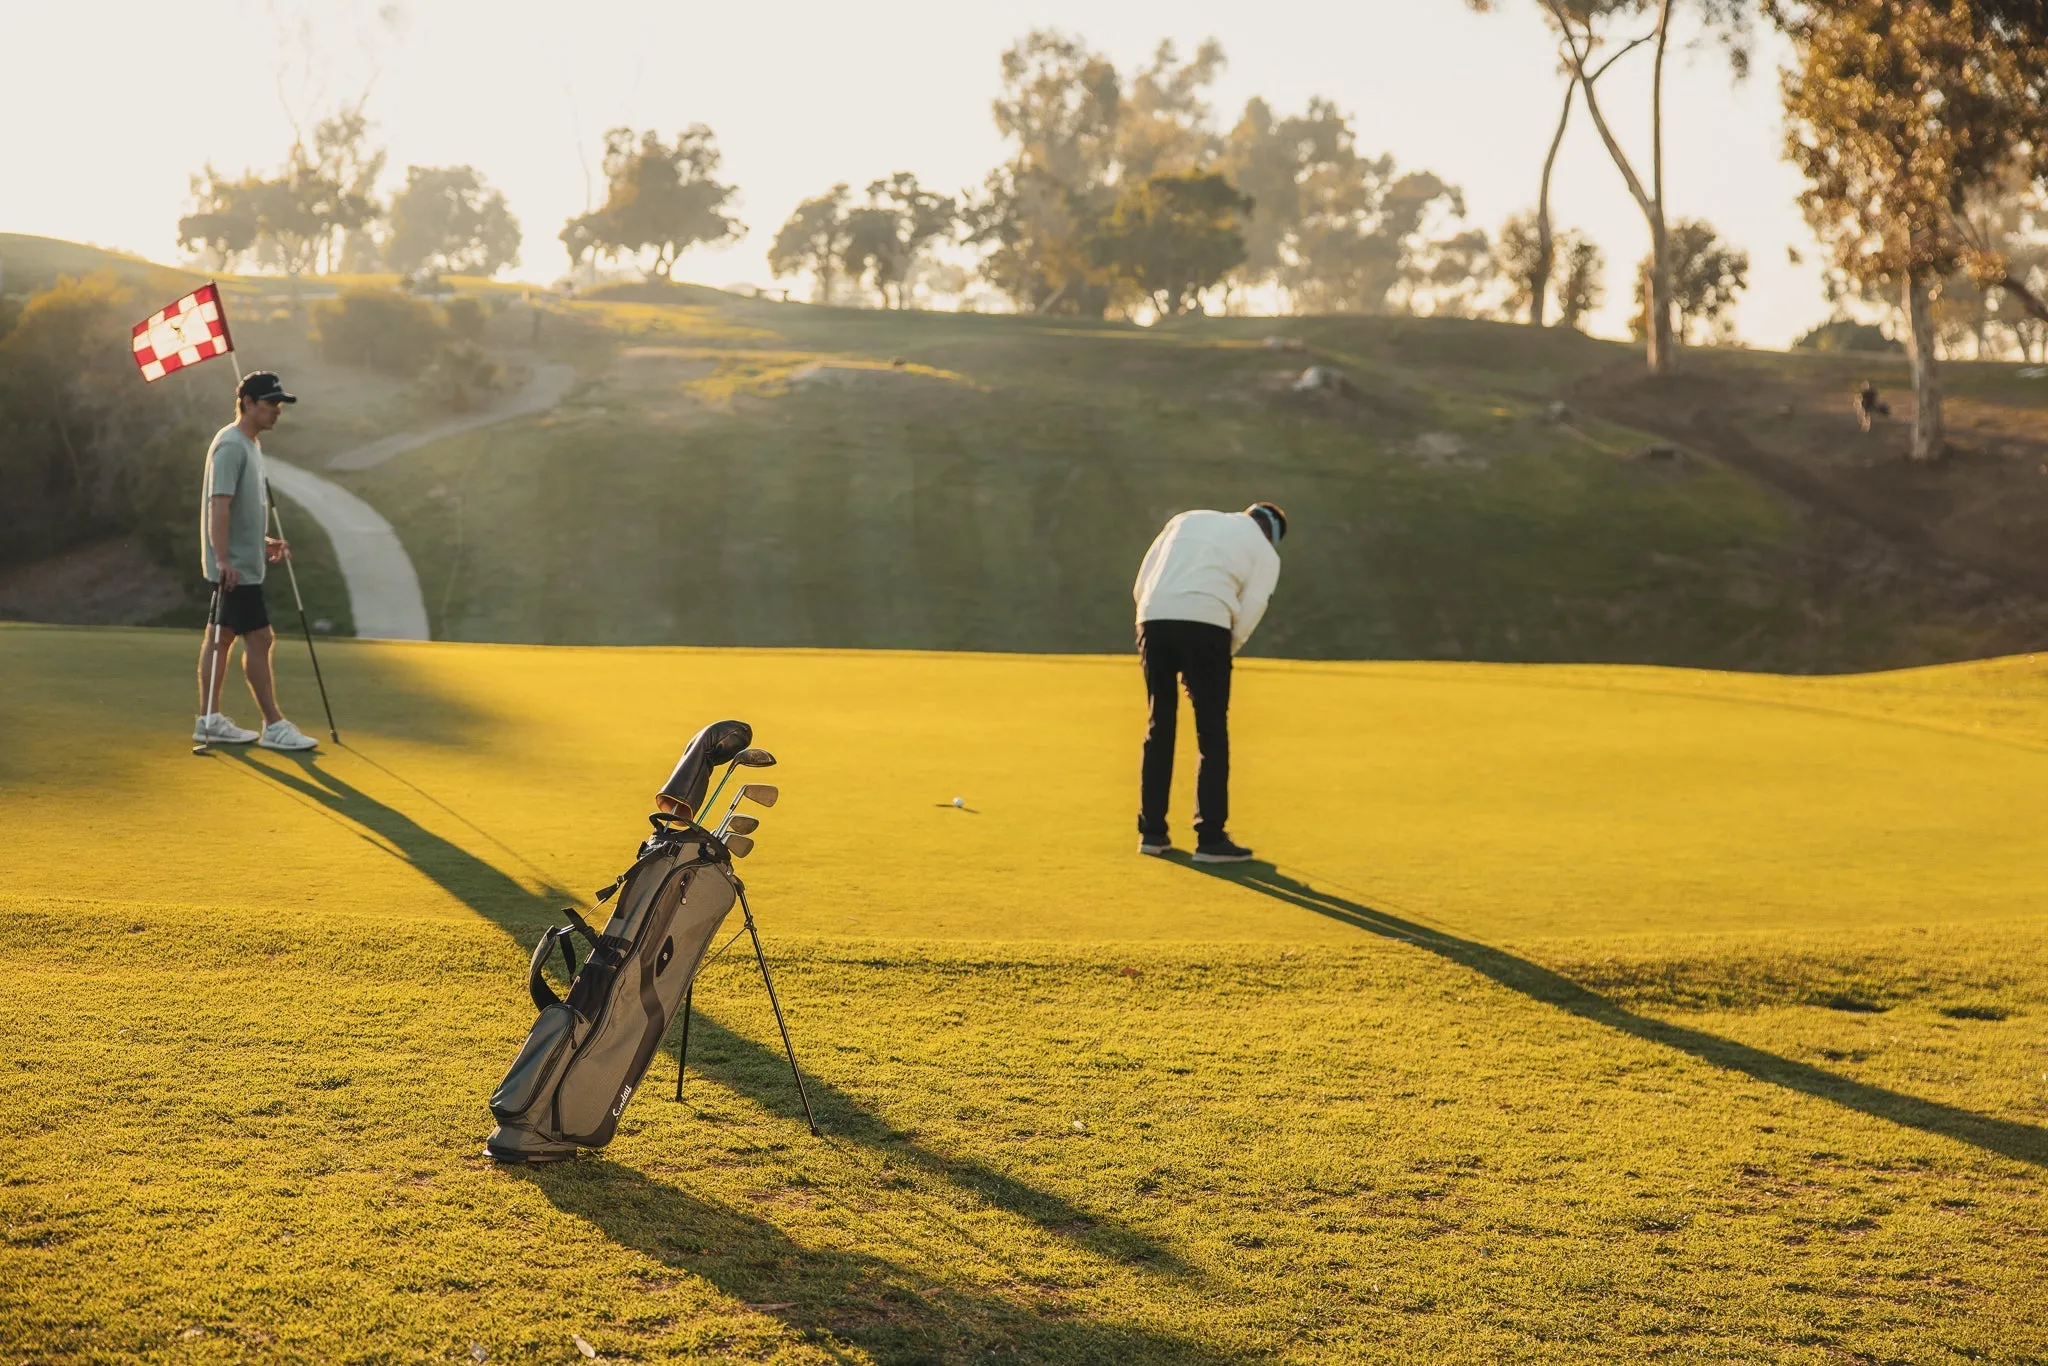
left=4, top=623, right=2046, bottom=1362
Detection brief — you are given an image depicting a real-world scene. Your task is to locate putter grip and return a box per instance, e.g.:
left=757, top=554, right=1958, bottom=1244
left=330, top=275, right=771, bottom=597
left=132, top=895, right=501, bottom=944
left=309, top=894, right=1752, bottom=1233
left=654, top=720, right=753, bottom=817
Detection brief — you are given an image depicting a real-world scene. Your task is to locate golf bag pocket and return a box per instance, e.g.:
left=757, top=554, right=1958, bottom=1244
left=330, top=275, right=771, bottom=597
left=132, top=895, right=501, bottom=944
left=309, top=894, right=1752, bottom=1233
left=490, top=1003, right=580, bottom=1124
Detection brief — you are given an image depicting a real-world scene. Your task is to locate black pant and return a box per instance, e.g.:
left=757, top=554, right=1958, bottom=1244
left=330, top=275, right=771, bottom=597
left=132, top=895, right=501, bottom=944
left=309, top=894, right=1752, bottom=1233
left=1137, top=619, right=1232, bottom=842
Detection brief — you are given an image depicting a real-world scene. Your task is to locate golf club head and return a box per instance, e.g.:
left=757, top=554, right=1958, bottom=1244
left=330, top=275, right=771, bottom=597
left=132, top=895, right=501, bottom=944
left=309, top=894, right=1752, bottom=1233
left=654, top=720, right=753, bottom=818
left=724, top=834, right=756, bottom=858
left=737, top=782, right=779, bottom=809
left=722, top=813, right=759, bottom=835
left=734, top=748, right=776, bottom=768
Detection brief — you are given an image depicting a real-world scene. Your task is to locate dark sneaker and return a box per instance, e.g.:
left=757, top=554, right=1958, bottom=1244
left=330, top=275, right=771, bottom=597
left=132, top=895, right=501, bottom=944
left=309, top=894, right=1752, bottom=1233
left=1192, top=837, right=1254, bottom=864
left=1137, top=836, right=1174, bottom=856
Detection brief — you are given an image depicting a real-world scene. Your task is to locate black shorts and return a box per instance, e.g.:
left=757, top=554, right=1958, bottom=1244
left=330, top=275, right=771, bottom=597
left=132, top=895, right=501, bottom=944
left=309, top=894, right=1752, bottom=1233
left=206, top=582, right=271, bottom=635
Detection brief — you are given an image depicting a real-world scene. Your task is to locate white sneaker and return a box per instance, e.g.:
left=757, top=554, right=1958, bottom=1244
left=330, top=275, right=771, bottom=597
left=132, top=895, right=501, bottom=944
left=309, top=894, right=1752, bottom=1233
left=258, top=718, right=319, bottom=751
left=193, top=712, right=259, bottom=744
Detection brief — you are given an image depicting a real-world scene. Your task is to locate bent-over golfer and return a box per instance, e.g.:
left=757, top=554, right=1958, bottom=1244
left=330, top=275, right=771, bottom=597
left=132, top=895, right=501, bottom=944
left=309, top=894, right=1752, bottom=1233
left=193, top=372, right=318, bottom=752
left=1132, top=502, right=1286, bottom=862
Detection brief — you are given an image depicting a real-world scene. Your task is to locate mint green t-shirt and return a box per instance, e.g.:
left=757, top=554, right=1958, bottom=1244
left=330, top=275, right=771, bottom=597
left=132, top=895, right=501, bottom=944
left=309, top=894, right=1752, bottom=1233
left=199, top=425, right=268, bottom=585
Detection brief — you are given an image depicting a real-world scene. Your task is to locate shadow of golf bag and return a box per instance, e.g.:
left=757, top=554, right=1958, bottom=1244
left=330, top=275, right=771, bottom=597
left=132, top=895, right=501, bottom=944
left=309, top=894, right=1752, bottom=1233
left=486, top=719, right=810, bottom=1163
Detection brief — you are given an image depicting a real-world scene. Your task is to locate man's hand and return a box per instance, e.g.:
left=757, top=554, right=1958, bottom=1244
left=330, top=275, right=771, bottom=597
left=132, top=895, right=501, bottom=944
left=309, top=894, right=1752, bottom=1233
left=265, top=536, right=289, bottom=563
left=219, top=563, right=242, bottom=590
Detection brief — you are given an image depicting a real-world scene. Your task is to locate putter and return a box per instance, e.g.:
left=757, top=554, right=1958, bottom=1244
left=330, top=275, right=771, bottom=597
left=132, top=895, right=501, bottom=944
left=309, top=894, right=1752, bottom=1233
left=697, top=748, right=776, bottom=827
left=193, top=584, right=225, bottom=756
left=270, top=501, right=340, bottom=742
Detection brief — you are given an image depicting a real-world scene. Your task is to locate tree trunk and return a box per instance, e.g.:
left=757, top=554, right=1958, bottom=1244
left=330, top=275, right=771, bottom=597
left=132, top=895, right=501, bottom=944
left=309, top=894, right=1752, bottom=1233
left=1904, top=269, right=1944, bottom=461
left=1532, top=81, right=1575, bottom=327
left=1645, top=0, right=1675, bottom=374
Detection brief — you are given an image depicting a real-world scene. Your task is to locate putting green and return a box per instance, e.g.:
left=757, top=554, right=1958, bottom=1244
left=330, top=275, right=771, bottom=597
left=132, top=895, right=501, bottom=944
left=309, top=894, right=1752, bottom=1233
left=4, top=624, right=2045, bottom=1363
left=4, top=624, right=2046, bottom=943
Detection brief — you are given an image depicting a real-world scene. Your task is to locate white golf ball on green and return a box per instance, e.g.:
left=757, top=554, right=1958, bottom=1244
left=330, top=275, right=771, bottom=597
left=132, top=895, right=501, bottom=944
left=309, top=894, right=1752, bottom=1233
left=952, top=796, right=964, bottom=807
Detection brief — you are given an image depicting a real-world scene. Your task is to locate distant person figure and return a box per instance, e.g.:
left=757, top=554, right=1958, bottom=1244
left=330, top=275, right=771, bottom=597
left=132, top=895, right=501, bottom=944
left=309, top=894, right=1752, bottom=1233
left=1855, top=380, right=1891, bottom=432
left=192, top=372, right=319, bottom=752
left=1131, top=503, right=1286, bottom=863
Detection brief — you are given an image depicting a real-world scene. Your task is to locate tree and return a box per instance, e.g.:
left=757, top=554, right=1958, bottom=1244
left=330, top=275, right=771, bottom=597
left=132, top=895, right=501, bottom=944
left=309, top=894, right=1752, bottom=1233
left=176, top=104, right=386, bottom=278
left=384, top=165, right=521, bottom=276
left=970, top=29, right=1124, bottom=314
left=1631, top=218, right=1748, bottom=343
left=1554, top=230, right=1606, bottom=329
left=768, top=184, right=854, bottom=303
left=842, top=174, right=959, bottom=308
left=1092, top=172, right=1252, bottom=315
left=560, top=126, right=744, bottom=280
left=1777, top=0, right=2048, bottom=458
left=1479, top=0, right=1751, bottom=367
left=1219, top=97, right=1478, bottom=314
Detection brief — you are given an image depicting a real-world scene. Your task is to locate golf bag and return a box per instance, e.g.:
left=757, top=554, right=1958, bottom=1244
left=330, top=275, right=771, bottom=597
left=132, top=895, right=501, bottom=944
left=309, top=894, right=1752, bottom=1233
left=486, top=719, right=808, bottom=1163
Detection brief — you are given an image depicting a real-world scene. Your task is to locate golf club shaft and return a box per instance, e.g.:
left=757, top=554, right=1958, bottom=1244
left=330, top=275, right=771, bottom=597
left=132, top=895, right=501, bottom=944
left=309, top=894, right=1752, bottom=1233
left=270, top=502, right=339, bottom=741
left=198, top=584, right=224, bottom=749
left=699, top=760, right=741, bottom=822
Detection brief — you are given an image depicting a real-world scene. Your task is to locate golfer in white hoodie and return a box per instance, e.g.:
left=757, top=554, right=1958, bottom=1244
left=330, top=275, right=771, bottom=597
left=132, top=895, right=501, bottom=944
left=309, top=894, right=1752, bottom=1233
left=1131, top=502, right=1286, bottom=862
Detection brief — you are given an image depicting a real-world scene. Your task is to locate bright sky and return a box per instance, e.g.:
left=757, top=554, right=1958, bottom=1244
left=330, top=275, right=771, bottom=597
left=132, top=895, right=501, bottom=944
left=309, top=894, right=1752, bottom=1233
left=3, top=0, right=1830, bottom=346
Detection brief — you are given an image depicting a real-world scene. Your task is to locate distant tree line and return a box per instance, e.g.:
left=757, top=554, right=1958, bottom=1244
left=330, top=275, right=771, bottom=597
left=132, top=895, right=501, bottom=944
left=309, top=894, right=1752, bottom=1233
left=756, top=33, right=1516, bottom=320
left=179, top=103, right=521, bottom=279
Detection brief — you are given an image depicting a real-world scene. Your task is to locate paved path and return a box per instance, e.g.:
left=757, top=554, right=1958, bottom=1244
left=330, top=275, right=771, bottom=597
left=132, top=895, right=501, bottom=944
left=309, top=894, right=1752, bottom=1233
left=267, top=459, right=431, bottom=641
left=270, top=363, right=578, bottom=640
left=326, top=363, right=575, bottom=471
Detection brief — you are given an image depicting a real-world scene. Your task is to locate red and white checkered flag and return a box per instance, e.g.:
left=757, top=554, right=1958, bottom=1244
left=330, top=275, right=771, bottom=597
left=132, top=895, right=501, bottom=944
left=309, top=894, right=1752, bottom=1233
left=131, top=282, right=235, bottom=383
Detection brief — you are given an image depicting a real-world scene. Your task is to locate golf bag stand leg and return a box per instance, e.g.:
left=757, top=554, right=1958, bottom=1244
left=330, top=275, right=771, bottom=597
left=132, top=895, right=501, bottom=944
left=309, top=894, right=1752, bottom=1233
left=738, top=885, right=820, bottom=1136
left=675, top=982, right=693, bottom=1102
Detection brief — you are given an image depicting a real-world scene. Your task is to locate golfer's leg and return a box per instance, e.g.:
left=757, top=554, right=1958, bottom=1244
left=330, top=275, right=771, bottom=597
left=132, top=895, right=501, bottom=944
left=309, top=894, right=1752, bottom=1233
left=197, top=626, right=238, bottom=714
left=241, top=626, right=285, bottom=725
left=1137, top=624, right=1180, bottom=839
left=1185, top=626, right=1233, bottom=844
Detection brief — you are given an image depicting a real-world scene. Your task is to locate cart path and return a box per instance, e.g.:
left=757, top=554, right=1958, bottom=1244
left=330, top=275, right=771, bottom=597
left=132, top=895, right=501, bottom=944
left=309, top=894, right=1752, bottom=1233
left=271, top=363, right=578, bottom=640
left=325, top=363, right=575, bottom=471
left=267, top=459, right=431, bottom=641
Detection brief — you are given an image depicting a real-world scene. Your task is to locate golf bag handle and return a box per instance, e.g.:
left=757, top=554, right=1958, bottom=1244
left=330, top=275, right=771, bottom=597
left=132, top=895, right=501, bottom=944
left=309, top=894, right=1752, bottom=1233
left=528, top=911, right=604, bottom=1012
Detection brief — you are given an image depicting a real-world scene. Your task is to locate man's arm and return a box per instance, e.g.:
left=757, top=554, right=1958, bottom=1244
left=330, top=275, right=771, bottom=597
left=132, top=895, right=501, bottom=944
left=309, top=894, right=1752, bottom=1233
left=1230, top=549, right=1280, bottom=655
left=209, top=495, right=239, bottom=589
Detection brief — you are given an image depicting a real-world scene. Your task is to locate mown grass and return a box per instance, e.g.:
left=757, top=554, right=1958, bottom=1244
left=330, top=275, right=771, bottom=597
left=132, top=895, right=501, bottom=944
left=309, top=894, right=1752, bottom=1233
left=2, top=624, right=2046, bottom=1361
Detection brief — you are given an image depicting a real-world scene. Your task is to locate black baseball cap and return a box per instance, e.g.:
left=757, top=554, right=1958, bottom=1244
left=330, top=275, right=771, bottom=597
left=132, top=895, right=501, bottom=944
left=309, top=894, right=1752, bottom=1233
left=237, top=371, right=297, bottom=404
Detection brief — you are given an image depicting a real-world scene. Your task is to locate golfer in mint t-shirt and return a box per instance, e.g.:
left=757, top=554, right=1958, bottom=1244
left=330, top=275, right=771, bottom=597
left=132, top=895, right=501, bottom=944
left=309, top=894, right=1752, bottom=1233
left=192, top=371, right=317, bottom=751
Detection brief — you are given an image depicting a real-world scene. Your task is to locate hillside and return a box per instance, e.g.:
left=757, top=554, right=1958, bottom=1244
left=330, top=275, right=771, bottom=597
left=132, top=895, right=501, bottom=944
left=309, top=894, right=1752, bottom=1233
left=11, top=233, right=2048, bottom=669
left=4, top=624, right=2045, bottom=1362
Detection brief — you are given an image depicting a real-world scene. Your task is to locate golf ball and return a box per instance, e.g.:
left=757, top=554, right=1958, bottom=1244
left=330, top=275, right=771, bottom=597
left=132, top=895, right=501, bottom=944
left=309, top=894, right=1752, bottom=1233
left=952, top=796, right=965, bottom=807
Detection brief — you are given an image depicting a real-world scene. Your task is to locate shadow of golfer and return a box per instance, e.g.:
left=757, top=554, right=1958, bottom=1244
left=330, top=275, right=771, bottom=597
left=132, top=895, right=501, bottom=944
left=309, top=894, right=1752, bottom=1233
left=667, top=1009, right=1188, bottom=1275
left=219, top=747, right=568, bottom=930
left=523, top=1158, right=1247, bottom=1365
left=1186, top=860, right=2048, bottom=1170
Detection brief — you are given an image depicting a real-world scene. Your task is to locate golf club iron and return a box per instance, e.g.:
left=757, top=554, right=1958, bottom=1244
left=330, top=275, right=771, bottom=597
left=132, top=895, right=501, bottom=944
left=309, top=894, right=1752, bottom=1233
left=193, top=584, right=225, bottom=755
left=719, top=813, right=759, bottom=837
left=723, top=834, right=755, bottom=858
left=696, top=748, right=776, bottom=824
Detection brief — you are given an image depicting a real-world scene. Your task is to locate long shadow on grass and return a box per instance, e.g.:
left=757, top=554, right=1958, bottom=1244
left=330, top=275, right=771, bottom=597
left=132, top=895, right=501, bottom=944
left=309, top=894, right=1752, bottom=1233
left=526, top=1158, right=1247, bottom=1366
left=1191, top=861, right=2048, bottom=1169
left=667, top=1009, right=1189, bottom=1275
left=218, top=747, right=566, bottom=927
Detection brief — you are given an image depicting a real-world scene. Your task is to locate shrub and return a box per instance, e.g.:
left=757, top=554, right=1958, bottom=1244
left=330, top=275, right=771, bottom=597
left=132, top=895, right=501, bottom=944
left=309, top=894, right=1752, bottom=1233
left=1793, top=319, right=1902, bottom=353
left=308, top=288, right=448, bottom=374
left=0, top=272, right=210, bottom=569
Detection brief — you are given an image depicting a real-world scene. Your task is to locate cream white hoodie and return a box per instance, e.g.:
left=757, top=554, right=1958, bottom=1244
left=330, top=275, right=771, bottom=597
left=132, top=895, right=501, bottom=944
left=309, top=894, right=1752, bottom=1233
left=1132, top=509, right=1281, bottom=655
